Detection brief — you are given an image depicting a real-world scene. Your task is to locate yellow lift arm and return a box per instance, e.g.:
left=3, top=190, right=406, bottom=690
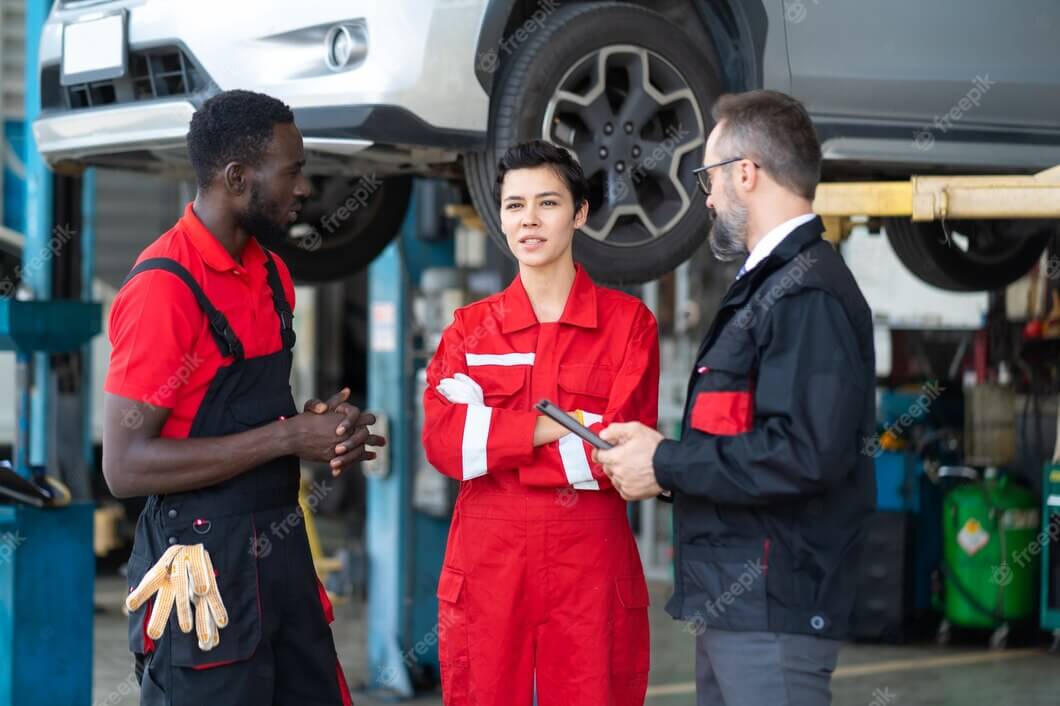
left=814, top=165, right=1060, bottom=242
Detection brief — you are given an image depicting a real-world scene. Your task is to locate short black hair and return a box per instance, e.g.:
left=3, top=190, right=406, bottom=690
left=187, top=89, right=295, bottom=190
left=494, top=139, right=589, bottom=213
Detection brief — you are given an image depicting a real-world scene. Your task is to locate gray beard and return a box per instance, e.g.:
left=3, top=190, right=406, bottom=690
left=708, top=197, right=749, bottom=262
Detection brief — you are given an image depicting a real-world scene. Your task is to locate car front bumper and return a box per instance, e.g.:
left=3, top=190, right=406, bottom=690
left=34, top=0, right=489, bottom=166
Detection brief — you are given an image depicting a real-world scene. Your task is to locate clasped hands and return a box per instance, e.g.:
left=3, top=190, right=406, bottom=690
left=299, top=387, right=387, bottom=476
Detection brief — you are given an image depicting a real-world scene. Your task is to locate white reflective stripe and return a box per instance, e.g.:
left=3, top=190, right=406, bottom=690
left=559, top=433, right=594, bottom=486
left=1048, top=495, right=1060, bottom=508
left=466, top=353, right=536, bottom=367
left=555, top=412, right=606, bottom=490
left=572, top=412, right=604, bottom=490
left=582, top=411, right=603, bottom=426
left=461, top=405, right=491, bottom=480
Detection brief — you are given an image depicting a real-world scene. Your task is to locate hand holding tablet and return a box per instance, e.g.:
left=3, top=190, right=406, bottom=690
left=535, top=400, right=613, bottom=450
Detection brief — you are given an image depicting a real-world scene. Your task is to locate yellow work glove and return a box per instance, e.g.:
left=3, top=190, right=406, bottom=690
left=126, top=544, right=183, bottom=640
left=186, top=544, right=228, bottom=651
left=126, top=544, right=229, bottom=651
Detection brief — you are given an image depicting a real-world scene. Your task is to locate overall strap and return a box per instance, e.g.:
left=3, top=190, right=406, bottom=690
left=122, top=257, right=246, bottom=361
left=262, top=250, right=297, bottom=350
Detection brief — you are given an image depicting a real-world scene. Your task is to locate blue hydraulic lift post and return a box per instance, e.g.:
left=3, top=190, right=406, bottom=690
left=0, top=6, right=95, bottom=706
left=365, top=181, right=457, bottom=699
left=23, top=0, right=53, bottom=474
left=366, top=200, right=416, bottom=698
left=80, top=168, right=95, bottom=467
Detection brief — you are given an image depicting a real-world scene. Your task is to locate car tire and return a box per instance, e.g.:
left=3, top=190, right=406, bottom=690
left=272, top=175, right=413, bottom=283
left=884, top=218, right=1052, bottom=291
left=465, top=2, right=721, bottom=285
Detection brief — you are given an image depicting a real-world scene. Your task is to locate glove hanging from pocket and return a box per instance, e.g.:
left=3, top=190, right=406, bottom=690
left=126, top=543, right=229, bottom=651
left=187, top=544, right=228, bottom=651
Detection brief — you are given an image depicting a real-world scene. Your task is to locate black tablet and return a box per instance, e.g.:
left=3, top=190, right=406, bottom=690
left=535, top=400, right=613, bottom=450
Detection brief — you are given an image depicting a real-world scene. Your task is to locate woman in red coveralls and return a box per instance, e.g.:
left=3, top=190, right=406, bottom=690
left=422, top=140, right=659, bottom=706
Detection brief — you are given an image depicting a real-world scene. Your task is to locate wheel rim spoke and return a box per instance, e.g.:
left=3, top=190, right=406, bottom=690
left=541, top=45, right=706, bottom=246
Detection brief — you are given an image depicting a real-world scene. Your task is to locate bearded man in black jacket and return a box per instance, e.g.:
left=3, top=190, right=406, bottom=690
left=596, top=89, right=876, bottom=706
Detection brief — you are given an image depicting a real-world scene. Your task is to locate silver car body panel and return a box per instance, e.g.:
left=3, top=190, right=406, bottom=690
left=821, top=137, right=1060, bottom=172
left=35, top=99, right=195, bottom=160
left=33, top=0, right=1060, bottom=175
left=36, top=0, right=490, bottom=163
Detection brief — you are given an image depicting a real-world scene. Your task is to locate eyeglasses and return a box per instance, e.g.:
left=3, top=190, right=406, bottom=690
left=693, top=157, right=760, bottom=197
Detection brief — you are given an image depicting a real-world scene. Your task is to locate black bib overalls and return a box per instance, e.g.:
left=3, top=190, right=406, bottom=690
left=122, top=254, right=352, bottom=706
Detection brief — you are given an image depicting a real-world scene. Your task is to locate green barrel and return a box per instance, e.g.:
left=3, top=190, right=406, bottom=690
left=942, top=475, right=1040, bottom=629
left=1040, top=464, right=1060, bottom=637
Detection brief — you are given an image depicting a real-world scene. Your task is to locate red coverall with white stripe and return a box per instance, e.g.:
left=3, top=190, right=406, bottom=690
left=423, top=265, right=659, bottom=706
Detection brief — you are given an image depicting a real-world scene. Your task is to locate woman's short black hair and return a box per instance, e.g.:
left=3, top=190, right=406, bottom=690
left=494, top=139, right=589, bottom=214
left=187, top=89, right=295, bottom=190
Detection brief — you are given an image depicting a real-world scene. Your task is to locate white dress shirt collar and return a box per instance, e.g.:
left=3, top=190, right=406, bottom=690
left=737, top=212, right=817, bottom=278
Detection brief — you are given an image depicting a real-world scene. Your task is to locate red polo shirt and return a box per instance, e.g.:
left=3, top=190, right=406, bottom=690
left=105, top=203, right=296, bottom=439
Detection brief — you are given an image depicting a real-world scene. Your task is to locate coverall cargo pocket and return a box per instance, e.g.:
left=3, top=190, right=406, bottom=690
left=436, top=567, right=470, bottom=699
left=169, top=515, right=262, bottom=669
left=612, top=576, right=650, bottom=686
left=680, top=542, right=769, bottom=631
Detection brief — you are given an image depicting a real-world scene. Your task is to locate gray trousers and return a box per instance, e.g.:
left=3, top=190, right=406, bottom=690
left=696, top=629, right=840, bottom=706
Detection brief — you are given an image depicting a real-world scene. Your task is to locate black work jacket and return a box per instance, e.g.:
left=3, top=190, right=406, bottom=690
left=654, top=216, right=876, bottom=639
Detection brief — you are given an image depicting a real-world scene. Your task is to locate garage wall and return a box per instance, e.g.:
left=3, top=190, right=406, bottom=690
left=0, top=168, right=185, bottom=447
left=93, top=170, right=188, bottom=287
left=1, top=1, right=25, bottom=123
left=1, top=0, right=26, bottom=234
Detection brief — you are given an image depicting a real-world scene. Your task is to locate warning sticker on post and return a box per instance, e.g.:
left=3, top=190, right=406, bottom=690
left=370, top=302, right=397, bottom=353
left=957, top=518, right=990, bottom=556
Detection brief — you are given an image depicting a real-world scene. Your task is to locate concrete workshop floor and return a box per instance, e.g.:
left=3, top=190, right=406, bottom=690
left=94, top=576, right=1060, bottom=706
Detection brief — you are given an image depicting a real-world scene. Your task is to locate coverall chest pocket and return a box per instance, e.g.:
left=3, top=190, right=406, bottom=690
left=469, top=365, right=530, bottom=410
left=558, top=364, right=615, bottom=417
left=690, top=332, right=756, bottom=436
